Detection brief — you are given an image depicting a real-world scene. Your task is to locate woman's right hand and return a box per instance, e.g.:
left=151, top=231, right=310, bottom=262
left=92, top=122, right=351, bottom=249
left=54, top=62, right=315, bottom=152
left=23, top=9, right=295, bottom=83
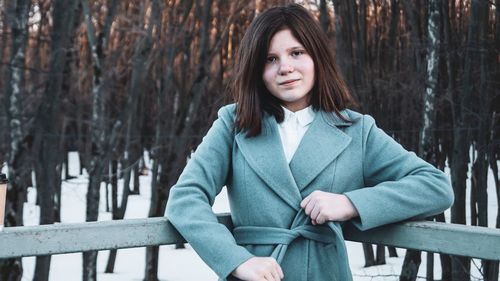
left=231, top=257, right=284, bottom=281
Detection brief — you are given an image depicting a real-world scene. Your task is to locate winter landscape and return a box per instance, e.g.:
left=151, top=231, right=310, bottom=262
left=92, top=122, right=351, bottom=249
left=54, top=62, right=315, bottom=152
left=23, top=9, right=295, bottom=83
left=13, top=152, right=498, bottom=281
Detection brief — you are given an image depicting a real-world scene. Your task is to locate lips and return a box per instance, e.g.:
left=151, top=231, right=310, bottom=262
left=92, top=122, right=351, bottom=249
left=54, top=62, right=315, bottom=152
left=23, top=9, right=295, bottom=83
left=278, top=79, right=300, bottom=86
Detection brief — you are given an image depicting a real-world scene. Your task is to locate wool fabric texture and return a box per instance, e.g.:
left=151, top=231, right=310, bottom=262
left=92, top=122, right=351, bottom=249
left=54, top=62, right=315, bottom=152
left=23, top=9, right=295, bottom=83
left=165, top=103, right=454, bottom=281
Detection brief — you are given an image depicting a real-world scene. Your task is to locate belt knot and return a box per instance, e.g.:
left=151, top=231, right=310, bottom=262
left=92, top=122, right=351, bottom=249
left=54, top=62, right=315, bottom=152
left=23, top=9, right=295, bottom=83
left=233, top=224, right=335, bottom=246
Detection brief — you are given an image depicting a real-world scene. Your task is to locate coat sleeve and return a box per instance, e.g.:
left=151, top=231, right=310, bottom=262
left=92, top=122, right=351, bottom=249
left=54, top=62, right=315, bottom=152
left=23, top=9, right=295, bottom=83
left=344, top=114, right=454, bottom=231
left=165, top=104, right=254, bottom=278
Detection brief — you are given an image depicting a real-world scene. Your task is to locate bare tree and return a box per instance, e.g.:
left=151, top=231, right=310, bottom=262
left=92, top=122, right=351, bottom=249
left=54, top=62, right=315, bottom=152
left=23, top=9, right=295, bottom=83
left=145, top=0, right=213, bottom=277
left=1, top=1, right=499, bottom=280
left=144, top=0, right=253, bottom=279
left=80, top=0, right=121, bottom=279
left=31, top=0, right=79, bottom=280
left=0, top=0, right=31, bottom=280
left=421, top=1, right=441, bottom=280
left=401, top=0, right=424, bottom=73
left=105, top=0, right=161, bottom=273
left=474, top=1, right=498, bottom=280
left=486, top=1, right=500, bottom=279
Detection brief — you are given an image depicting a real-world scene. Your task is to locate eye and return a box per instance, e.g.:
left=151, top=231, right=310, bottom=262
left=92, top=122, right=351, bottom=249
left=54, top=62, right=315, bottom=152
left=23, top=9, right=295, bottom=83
left=291, top=50, right=305, bottom=57
left=266, top=56, right=277, bottom=64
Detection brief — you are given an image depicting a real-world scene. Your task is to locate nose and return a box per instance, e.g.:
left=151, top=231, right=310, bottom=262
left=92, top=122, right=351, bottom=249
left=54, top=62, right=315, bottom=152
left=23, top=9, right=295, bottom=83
left=278, top=63, right=294, bottom=75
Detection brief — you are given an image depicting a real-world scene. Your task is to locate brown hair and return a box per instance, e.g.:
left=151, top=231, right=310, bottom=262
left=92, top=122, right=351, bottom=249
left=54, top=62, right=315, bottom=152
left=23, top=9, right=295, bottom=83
left=231, top=3, right=354, bottom=137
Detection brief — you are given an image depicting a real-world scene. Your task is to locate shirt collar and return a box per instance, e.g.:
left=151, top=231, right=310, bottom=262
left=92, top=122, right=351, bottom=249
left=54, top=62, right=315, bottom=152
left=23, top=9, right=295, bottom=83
left=281, top=105, right=316, bottom=127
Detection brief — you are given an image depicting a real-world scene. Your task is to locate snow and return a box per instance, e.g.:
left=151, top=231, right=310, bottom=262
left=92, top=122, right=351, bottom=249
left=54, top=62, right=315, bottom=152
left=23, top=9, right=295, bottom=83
left=14, top=152, right=499, bottom=280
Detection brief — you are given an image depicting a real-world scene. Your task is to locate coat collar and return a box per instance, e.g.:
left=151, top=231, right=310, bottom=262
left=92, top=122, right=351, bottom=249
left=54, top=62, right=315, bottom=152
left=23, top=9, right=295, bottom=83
left=289, top=111, right=352, bottom=190
left=235, top=110, right=353, bottom=210
left=280, top=105, right=316, bottom=127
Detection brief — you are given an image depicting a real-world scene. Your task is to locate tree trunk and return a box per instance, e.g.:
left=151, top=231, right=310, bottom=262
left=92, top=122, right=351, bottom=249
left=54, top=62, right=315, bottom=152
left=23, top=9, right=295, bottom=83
left=64, top=151, right=71, bottom=180
left=486, top=112, right=499, bottom=279
left=441, top=1, right=465, bottom=279
left=104, top=0, right=160, bottom=273
left=401, top=0, right=440, bottom=278
left=104, top=161, right=110, bottom=212
left=375, top=245, right=385, bottom=265
left=104, top=161, right=122, bottom=273
left=475, top=1, right=496, bottom=280
left=104, top=160, right=119, bottom=271
left=350, top=0, right=365, bottom=86
left=144, top=0, right=219, bottom=278
left=449, top=0, right=485, bottom=280
left=332, top=0, right=354, bottom=88
left=319, top=0, right=330, bottom=33
left=132, top=163, right=140, bottom=195
left=401, top=0, right=423, bottom=73
left=362, top=243, right=375, bottom=267
left=436, top=213, right=452, bottom=281
left=80, top=0, right=120, bottom=280
left=485, top=5, right=500, bottom=279
left=426, top=252, right=434, bottom=281
left=32, top=0, right=77, bottom=280
left=0, top=1, right=31, bottom=280
left=389, top=247, right=398, bottom=258
left=400, top=250, right=421, bottom=281
left=387, top=0, right=399, bottom=71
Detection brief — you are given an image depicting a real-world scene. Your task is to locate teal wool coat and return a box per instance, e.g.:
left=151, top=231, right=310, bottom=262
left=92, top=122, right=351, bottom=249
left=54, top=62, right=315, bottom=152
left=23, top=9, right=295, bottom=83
left=165, top=104, right=454, bottom=281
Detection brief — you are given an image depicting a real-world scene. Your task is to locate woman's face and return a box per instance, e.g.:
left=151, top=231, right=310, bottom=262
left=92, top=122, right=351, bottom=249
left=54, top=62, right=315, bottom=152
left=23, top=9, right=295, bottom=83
left=262, top=28, right=315, bottom=112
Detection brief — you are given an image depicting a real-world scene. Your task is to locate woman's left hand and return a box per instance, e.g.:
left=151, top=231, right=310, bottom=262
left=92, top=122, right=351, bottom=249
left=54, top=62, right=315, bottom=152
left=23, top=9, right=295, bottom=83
left=300, top=191, right=359, bottom=225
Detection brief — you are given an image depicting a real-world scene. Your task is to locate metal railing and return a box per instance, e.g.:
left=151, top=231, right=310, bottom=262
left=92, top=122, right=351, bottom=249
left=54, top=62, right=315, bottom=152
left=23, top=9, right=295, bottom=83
left=0, top=214, right=499, bottom=260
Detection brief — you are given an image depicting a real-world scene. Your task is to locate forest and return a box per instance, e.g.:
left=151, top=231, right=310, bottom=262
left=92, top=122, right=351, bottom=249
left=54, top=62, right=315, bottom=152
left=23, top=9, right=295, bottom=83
left=0, top=0, right=499, bottom=280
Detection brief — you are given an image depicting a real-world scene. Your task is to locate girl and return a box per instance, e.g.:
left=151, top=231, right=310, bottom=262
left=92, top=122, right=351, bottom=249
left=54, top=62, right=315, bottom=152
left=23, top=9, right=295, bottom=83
left=166, top=4, right=454, bottom=281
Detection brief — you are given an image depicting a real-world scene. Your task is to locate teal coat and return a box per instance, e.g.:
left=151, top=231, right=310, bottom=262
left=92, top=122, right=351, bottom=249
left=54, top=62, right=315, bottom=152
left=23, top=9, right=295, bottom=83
left=165, top=104, right=454, bottom=281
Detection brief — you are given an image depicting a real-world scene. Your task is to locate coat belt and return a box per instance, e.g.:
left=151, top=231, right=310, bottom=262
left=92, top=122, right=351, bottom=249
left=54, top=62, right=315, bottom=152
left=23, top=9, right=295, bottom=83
left=232, top=208, right=351, bottom=280
left=233, top=224, right=335, bottom=245
left=233, top=223, right=336, bottom=264
left=226, top=209, right=353, bottom=280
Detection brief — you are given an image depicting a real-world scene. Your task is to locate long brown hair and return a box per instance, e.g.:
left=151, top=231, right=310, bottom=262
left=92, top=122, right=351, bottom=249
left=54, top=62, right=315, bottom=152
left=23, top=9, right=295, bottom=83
left=232, top=4, right=354, bottom=137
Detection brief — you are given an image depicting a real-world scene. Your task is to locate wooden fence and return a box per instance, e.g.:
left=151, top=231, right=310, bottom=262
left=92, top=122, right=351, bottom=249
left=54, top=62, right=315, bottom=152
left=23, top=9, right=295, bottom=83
left=1, top=214, right=499, bottom=261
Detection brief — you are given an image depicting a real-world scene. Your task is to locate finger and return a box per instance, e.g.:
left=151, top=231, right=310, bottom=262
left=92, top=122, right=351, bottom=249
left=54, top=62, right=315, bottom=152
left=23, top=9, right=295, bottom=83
left=316, top=214, right=325, bottom=224
left=264, top=272, right=275, bottom=281
left=300, top=194, right=311, bottom=208
left=304, top=199, right=316, bottom=216
left=301, top=191, right=321, bottom=209
left=311, top=219, right=317, bottom=225
left=310, top=203, right=321, bottom=220
left=270, top=268, right=281, bottom=281
left=276, top=264, right=284, bottom=279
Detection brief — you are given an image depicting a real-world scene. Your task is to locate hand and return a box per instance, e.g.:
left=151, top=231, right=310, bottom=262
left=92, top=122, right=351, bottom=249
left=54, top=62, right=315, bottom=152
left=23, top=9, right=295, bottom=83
left=300, top=191, right=359, bottom=225
left=231, top=257, right=284, bottom=281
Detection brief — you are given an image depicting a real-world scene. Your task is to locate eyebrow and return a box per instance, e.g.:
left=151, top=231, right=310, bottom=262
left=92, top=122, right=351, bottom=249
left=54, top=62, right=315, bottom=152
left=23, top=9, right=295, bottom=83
left=267, top=46, right=305, bottom=55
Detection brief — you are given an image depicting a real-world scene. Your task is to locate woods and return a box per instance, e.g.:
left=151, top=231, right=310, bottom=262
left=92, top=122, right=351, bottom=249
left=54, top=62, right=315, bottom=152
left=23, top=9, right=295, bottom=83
left=0, top=0, right=499, bottom=280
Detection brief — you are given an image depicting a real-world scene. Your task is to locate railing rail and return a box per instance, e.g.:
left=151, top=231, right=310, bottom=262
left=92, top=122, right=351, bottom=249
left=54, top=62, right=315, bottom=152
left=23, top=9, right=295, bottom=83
left=0, top=214, right=499, bottom=260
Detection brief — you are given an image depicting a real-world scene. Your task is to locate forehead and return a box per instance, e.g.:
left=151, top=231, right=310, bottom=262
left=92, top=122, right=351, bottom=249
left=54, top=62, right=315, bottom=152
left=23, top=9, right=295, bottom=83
left=268, top=28, right=304, bottom=52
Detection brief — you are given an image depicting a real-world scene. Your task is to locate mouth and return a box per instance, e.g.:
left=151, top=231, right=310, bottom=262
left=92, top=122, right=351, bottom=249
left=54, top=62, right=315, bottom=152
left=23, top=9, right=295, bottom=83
left=278, top=79, right=300, bottom=86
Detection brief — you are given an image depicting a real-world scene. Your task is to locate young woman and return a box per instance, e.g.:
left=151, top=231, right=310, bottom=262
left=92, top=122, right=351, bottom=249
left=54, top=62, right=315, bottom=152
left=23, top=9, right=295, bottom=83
left=166, top=4, right=454, bottom=281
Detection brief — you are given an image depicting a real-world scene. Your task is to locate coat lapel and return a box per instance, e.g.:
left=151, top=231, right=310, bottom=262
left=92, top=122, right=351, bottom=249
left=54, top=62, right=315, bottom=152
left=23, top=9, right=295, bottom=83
left=289, top=110, right=353, bottom=191
left=235, top=113, right=302, bottom=210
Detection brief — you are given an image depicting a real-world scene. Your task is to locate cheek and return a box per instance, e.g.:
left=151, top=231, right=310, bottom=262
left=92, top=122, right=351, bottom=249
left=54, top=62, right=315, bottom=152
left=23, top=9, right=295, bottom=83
left=262, top=67, right=275, bottom=88
left=305, top=59, right=315, bottom=79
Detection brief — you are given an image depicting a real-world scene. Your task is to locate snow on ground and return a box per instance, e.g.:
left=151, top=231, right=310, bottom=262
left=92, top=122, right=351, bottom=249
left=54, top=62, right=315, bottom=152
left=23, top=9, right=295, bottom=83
left=17, top=152, right=499, bottom=280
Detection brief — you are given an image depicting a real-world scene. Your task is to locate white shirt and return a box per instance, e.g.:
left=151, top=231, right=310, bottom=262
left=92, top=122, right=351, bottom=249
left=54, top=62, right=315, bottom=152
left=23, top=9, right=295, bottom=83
left=277, top=106, right=316, bottom=163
